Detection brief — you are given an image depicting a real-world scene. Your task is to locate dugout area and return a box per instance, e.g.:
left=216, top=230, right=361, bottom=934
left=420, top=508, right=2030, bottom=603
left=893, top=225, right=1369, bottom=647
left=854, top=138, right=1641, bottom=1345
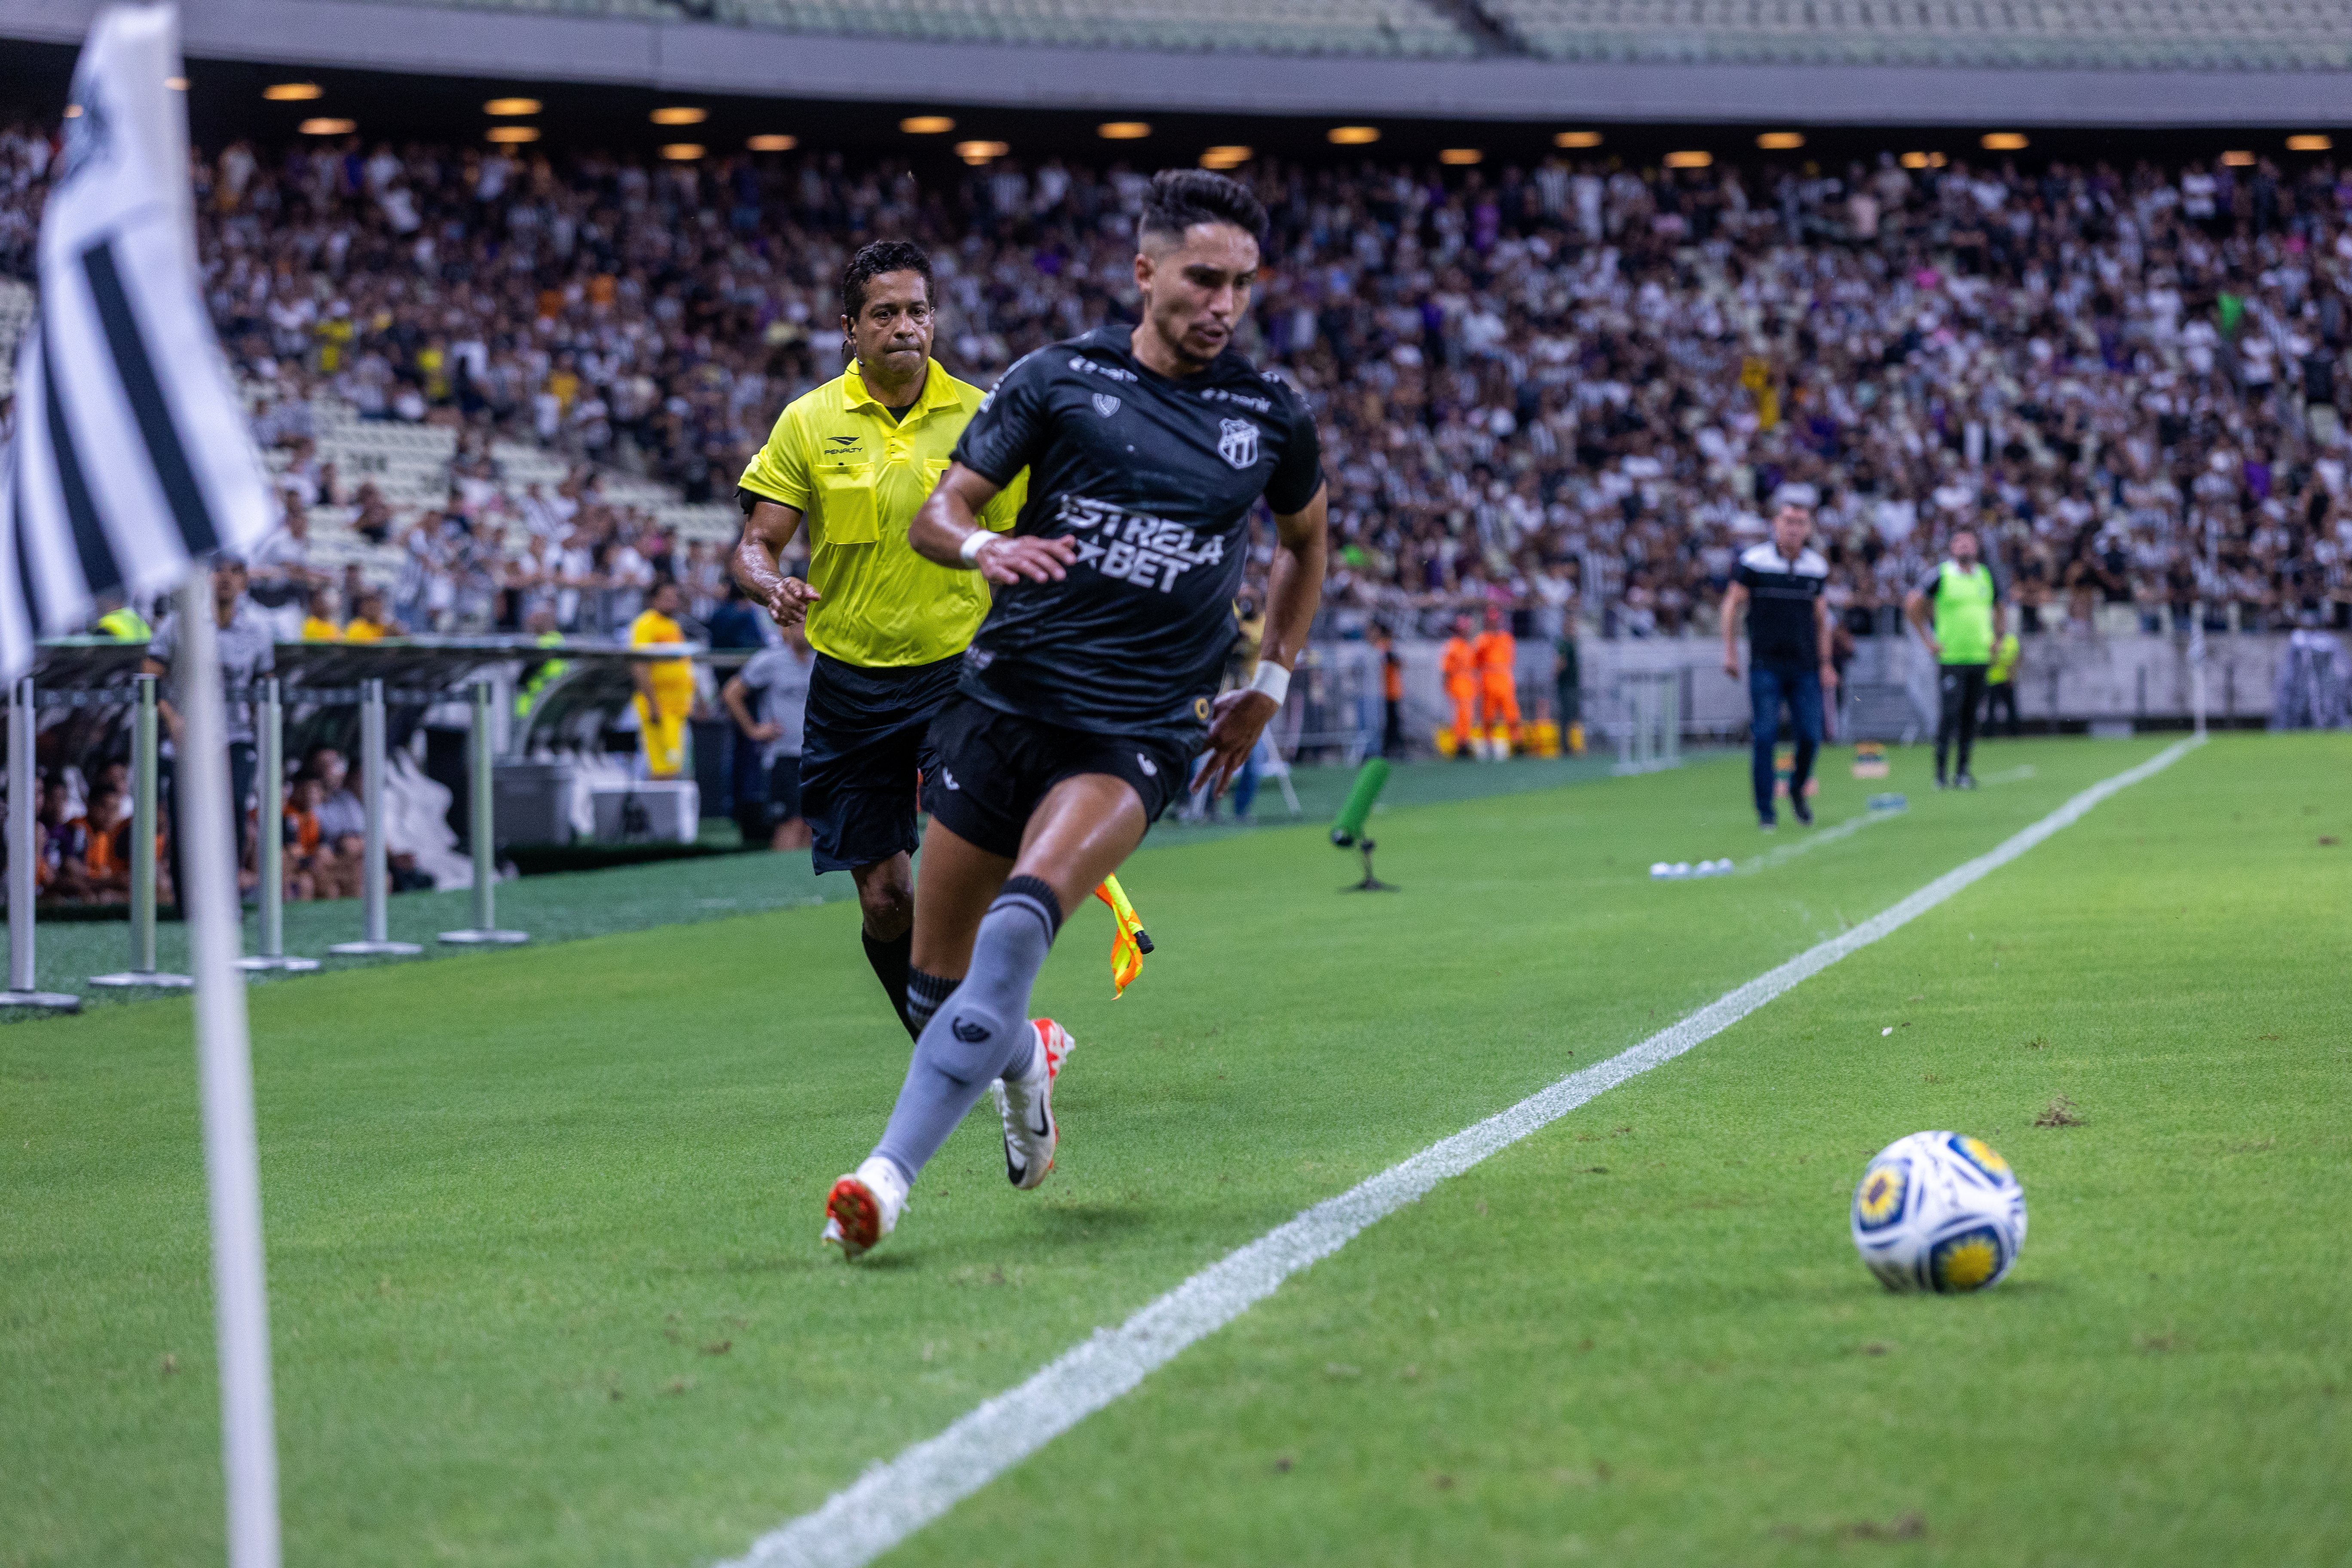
left=3, top=734, right=2348, bottom=1566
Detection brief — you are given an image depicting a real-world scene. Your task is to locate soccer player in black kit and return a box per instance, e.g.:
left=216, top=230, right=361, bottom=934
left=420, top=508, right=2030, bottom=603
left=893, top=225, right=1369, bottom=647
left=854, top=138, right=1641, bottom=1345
left=821, top=169, right=1329, bottom=1258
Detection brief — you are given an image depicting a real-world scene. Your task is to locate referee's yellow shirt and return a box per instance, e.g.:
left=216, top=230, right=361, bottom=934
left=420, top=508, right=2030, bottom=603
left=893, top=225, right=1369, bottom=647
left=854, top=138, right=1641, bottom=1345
left=737, top=359, right=1024, bottom=668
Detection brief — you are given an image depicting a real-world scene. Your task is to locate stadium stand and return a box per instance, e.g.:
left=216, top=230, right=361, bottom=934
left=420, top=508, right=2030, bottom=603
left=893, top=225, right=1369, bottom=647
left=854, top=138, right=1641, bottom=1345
left=311, top=0, right=1479, bottom=54
left=717, top=0, right=1473, bottom=55
left=235, top=0, right=2352, bottom=67
left=5, top=122, right=2351, bottom=655
left=1486, top=0, right=2352, bottom=70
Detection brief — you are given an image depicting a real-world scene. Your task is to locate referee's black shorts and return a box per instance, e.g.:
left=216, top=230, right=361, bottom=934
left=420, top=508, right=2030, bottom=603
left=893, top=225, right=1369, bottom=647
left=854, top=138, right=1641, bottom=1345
left=800, top=652, right=962, bottom=874
left=923, top=695, right=1194, bottom=861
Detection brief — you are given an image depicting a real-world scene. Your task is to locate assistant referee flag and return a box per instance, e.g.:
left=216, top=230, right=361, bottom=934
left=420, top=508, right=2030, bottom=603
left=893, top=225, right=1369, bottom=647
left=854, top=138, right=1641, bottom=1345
left=0, top=2, right=275, bottom=679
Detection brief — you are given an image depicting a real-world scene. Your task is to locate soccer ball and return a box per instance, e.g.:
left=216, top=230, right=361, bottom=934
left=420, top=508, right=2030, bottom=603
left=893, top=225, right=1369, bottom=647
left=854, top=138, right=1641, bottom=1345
left=1849, top=1131, right=2027, bottom=1293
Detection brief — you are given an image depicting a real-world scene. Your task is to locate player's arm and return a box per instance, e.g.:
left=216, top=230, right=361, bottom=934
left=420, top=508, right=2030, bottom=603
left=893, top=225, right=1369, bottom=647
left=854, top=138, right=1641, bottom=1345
left=721, top=672, right=781, bottom=742
left=1816, top=592, right=1838, bottom=689
left=1719, top=581, right=1748, bottom=678
left=1202, top=484, right=1329, bottom=791
left=1903, top=583, right=1942, bottom=658
left=732, top=496, right=821, bottom=628
left=908, top=464, right=1075, bottom=583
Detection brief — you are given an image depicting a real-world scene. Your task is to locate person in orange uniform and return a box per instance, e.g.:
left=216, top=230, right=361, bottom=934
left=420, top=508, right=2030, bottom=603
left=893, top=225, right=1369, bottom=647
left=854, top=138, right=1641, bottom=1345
left=1440, top=612, right=1479, bottom=758
left=1473, top=603, right=1519, bottom=759
left=629, top=578, right=697, bottom=779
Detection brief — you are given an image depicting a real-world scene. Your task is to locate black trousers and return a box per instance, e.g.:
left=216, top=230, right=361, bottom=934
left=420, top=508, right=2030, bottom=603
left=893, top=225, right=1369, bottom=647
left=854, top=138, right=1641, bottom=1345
left=161, top=742, right=258, bottom=915
left=1983, top=681, right=2019, bottom=737
left=1381, top=699, right=1404, bottom=758
left=1936, top=665, right=1990, bottom=779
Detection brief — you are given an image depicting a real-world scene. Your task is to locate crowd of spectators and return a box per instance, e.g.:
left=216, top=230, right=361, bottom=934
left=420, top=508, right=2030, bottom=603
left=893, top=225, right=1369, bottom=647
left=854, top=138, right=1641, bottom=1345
left=8, top=119, right=2352, bottom=646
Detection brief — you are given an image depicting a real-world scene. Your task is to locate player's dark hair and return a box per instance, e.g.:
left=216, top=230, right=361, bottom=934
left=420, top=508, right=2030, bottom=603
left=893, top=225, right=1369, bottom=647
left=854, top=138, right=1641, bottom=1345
left=1138, top=169, right=1268, bottom=246
left=840, top=240, right=934, bottom=321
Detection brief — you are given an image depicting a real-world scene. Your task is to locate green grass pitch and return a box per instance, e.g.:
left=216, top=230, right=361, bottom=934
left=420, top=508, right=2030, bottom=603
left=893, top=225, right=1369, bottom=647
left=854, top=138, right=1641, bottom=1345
left=4, top=735, right=2347, bottom=1566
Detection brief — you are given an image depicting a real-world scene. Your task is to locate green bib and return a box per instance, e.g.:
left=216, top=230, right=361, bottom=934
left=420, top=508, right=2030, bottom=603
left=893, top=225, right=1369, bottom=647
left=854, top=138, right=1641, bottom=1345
left=1933, top=562, right=1995, bottom=665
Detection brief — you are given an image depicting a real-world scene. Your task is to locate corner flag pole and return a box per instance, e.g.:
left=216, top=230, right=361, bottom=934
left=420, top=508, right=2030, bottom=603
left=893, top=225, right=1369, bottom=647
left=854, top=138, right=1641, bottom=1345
left=175, top=573, right=283, bottom=1568
left=2, top=9, right=285, bottom=1561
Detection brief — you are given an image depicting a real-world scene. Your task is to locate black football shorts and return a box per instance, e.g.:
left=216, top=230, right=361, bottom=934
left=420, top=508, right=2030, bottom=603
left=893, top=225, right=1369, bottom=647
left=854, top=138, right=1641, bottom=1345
left=922, top=695, right=1194, bottom=860
left=799, top=652, right=962, bottom=873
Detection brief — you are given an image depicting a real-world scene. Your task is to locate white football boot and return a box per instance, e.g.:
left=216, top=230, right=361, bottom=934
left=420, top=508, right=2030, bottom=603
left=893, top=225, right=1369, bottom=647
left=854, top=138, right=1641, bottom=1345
left=823, top=1155, right=909, bottom=1260
left=991, top=1018, right=1074, bottom=1191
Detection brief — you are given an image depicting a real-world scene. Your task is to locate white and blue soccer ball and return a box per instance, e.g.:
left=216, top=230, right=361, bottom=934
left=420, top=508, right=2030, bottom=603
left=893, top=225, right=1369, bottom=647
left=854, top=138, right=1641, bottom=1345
left=1850, top=1131, right=2027, bottom=1293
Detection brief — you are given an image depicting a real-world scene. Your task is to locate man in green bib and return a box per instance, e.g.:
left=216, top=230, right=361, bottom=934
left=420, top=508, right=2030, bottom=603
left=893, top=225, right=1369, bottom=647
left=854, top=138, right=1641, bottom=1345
left=1904, top=528, right=2006, bottom=789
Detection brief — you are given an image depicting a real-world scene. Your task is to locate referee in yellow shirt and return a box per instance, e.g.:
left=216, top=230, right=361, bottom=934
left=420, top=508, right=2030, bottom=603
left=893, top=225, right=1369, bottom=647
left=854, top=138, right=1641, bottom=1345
left=732, top=240, right=1024, bottom=1034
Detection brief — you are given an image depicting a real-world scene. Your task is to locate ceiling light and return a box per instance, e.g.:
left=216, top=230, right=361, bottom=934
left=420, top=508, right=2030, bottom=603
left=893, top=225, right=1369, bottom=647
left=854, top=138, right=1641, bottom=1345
left=1097, top=121, right=1151, bottom=140
left=486, top=126, right=540, bottom=144
left=659, top=143, right=705, bottom=161
left=1899, top=150, right=1947, bottom=170
left=1663, top=150, right=1713, bottom=169
left=1555, top=131, right=1602, bottom=149
left=747, top=134, right=797, bottom=152
left=956, top=140, right=1009, bottom=165
left=1438, top=148, right=1482, bottom=166
left=1981, top=132, right=2029, bottom=151
left=484, top=97, right=540, bottom=116
left=900, top=115, right=955, bottom=135
left=2288, top=133, right=2333, bottom=152
left=263, top=82, right=323, bottom=101
left=299, top=118, right=355, bottom=136
left=2221, top=150, right=2255, bottom=167
left=651, top=106, right=707, bottom=126
left=1327, top=126, right=1380, bottom=146
left=1200, top=145, right=1252, bottom=169
left=1757, top=131, right=1804, bottom=150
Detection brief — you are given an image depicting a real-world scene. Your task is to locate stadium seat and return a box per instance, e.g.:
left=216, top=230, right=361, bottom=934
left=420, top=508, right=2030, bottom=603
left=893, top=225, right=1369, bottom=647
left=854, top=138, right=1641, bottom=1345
left=407, top=0, right=1476, bottom=55
left=1485, top=0, right=2352, bottom=67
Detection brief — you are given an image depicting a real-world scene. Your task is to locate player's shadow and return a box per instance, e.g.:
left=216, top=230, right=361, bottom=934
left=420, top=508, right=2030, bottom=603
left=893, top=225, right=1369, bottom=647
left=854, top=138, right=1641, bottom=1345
left=1030, top=1200, right=1152, bottom=1242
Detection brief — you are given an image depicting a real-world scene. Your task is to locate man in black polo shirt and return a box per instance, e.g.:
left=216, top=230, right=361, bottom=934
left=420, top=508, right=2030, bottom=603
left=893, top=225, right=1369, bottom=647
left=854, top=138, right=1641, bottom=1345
left=1721, top=503, right=1837, bottom=830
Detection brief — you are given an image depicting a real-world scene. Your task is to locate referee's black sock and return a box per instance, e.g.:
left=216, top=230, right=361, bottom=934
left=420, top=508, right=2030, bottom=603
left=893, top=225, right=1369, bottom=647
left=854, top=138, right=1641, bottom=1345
left=862, top=928, right=919, bottom=1040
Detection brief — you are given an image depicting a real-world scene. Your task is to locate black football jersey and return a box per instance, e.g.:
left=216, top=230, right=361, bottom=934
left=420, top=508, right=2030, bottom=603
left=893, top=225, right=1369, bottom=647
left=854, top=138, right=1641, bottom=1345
left=950, top=325, right=1323, bottom=739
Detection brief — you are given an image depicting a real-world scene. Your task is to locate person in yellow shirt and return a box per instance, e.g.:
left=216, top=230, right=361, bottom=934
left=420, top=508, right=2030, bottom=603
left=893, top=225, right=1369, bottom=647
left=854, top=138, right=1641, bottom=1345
left=629, top=579, right=696, bottom=779
left=732, top=239, right=1026, bottom=1035
left=300, top=586, right=342, bottom=642
left=343, top=591, right=394, bottom=642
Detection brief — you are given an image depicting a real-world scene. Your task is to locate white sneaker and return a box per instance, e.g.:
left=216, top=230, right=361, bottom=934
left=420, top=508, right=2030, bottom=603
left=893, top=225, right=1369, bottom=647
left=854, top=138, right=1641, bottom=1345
left=991, top=1019, right=1073, bottom=1191
left=823, top=1156, right=909, bottom=1260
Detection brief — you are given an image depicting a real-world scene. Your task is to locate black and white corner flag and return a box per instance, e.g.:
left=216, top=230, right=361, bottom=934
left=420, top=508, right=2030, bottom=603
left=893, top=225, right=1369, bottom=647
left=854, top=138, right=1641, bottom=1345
left=0, top=2, right=274, bottom=677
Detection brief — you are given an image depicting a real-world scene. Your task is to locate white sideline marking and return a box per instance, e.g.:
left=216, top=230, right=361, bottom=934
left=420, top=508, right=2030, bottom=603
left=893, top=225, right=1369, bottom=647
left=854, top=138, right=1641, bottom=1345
left=1739, top=804, right=1902, bottom=873
left=721, top=738, right=2201, bottom=1568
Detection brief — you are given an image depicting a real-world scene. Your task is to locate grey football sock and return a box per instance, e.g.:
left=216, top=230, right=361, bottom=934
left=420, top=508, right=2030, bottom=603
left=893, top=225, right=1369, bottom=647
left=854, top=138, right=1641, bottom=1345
left=873, top=878, right=1061, bottom=1183
left=903, top=967, right=958, bottom=1036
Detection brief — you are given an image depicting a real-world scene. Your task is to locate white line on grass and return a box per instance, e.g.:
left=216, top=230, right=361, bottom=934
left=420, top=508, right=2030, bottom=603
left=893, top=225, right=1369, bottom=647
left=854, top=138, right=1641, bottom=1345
left=721, top=737, right=2201, bottom=1568
left=1739, top=804, right=1902, bottom=873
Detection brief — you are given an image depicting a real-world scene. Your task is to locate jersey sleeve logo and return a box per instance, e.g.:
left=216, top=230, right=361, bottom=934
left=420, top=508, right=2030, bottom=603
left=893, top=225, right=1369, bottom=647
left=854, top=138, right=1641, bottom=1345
left=1091, top=393, right=1121, bottom=419
left=1217, top=418, right=1261, bottom=471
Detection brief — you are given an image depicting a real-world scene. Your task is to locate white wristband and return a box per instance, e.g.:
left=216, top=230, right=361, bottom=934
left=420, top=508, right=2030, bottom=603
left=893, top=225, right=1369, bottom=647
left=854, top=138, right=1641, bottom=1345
left=958, top=530, right=992, bottom=566
left=1247, top=661, right=1291, bottom=706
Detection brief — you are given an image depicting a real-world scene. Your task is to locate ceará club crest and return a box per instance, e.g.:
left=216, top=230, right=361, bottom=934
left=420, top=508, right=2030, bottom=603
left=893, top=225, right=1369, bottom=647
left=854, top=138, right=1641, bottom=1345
left=1216, top=417, right=1259, bottom=471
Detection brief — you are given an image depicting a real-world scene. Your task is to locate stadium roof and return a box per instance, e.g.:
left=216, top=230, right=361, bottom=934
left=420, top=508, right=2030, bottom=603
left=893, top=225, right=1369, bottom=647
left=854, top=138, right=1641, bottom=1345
left=9, top=0, right=2352, bottom=123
